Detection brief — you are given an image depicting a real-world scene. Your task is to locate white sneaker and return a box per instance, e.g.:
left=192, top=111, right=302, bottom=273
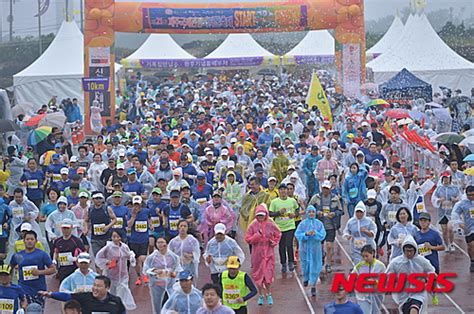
left=450, top=244, right=455, bottom=252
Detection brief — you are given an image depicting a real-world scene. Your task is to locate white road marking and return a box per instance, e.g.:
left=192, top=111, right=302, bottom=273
left=293, top=270, right=316, bottom=314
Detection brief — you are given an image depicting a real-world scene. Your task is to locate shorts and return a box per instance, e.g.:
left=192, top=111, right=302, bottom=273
left=149, top=230, right=166, bottom=240
left=324, top=229, right=336, bottom=242
left=0, top=238, right=7, bottom=254
left=129, top=242, right=148, bottom=257
left=91, top=239, right=108, bottom=256
left=439, top=216, right=449, bottom=225
left=466, top=233, right=474, bottom=243
left=401, top=298, right=422, bottom=314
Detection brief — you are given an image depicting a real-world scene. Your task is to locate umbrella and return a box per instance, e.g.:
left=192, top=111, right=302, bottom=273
left=408, top=110, right=427, bottom=121
left=459, top=136, right=474, bottom=147
left=397, top=118, right=413, bottom=125
left=463, top=154, right=474, bottom=162
left=367, top=99, right=390, bottom=108
left=464, top=168, right=474, bottom=176
left=25, top=114, right=47, bottom=127
left=38, top=112, right=66, bottom=128
left=0, top=119, right=20, bottom=132
left=463, top=129, right=474, bottom=137
left=27, top=126, right=52, bottom=145
left=425, top=102, right=443, bottom=108
left=431, top=132, right=465, bottom=144
left=385, top=109, right=409, bottom=119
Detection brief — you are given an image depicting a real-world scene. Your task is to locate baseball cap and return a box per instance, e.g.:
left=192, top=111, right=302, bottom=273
left=214, top=223, right=226, bottom=235
left=77, top=252, right=91, bottom=263
left=226, top=256, right=241, bottom=269
left=61, top=218, right=73, bottom=228
left=70, top=156, right=78, bottom=163
left=77, top=167, right=85, bottom=174
left=230, top=138, right=237, bottom=143
left=92, top=193, right=104, bottom=199
left=112, top=191, right=123, bottom=198
left=57, top=196, right=68, bottom=205
left=152, top=187, right=162, bottom=195
left=52, top=154, right=60, bottom=160
left=221, top=149, right=229, bottom=156
left=419, top=212, right=431, bottom=221
left=367, top=189, right=377, bottom=199
left=321, top=180, right=331, bottom=189
left=287, top=165, right=296, bottom=171
left=268, top=176, right=277, bottom=182
left=197, top=171, right=206, bottom=179
left=54, top=143, right=62, bottom=149
left=20, top=222, right=32, bottom=232
left=118, top=149, right=126, bottom=157
left=170, top=189, right=181, bottom=198
left=117, top=163, right=125, bottom=170
left=212, top=191, right=222, bottom=198
left=127, top=168, right=137, bottom=175
left=60, top=167, right=69, bottom=175
left=132, top=195, right=142, bottom=204
left=255, top=167, right=264, bottom=174
left=79, top=191, right=89, bottom=198
left=206, top=150, right=214, bottom=156
left=278, top=183, right=287, bottom=189
left=178, top=270, right=193, bottom=281
left=227, top=161, right=235, bottom=168
left=347, top=134, right=355, bottom=139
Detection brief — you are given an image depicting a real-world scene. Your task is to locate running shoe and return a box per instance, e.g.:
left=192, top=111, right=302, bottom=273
left=450, top=244, right=455, bottom=252
left=135, top=276, right=142, bottom=286
left=142, top=275, right=150, bottom=284
left=303, top=281, right=308, bottom=287
left=288, top=262, right=295, bottom=272
left=267, top=295, right=273, bottom=305
left=294, top=249, right=299, bottom=263
left=432, top=295, right=439, bottom=305
left=311, top=287, right=316, bottom=297
left=470, top=262, right=474, bottom=273
left=325, top=264, right=332, bottom=273
left=281, top=264, right=288, bottom=273
left=258, top=295, right=264, bottom=306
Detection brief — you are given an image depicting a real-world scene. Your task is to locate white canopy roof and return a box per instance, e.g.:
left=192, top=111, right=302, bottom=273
left=367, top=15, right=404, bottom=55
left=205, top=33, right=275, bottom=59
left=124, top=34, right=196, bottom=61
left=285, top=30, right=334, bottom=56
left=368, top=14, right=474, bottom=93
left=14, top=20, right=121, bottom=110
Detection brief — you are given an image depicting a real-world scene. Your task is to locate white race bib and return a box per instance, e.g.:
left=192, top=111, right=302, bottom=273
left=416, top=203, right=425, bottom=213
left=135, top=221, right=148, bottom=233
left=58, top=252, right=74, bottom=266
left=0, top=298, right=14, bottom=313
left=93, top=224, right=106, bottom=235
left=388, top=211, right=397, bottom=222
left=22, top=265, right=38, bottom=281
left=27, top=179, right=38, bottom=189
left=353, top=237, right=367, bottom=249
left=12, top=207, right=24, bottom=218
left=470, top=208, right=474, bottom=219
left=323, top=206, right=330, bottom=216
left=169, top=219, right=179, bottom=231
left=113, top=217, right=123, bottom=229
left=151, top=217, right=161, bottom=228
left=75, top=285, right=93, bottom=293
left=52, top=173, right=61, bottom=182
left=418, top=243, right=432, bottom=257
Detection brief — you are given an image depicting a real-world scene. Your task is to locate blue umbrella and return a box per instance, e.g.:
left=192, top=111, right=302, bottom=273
left=463, top=154, right=474, bottom=162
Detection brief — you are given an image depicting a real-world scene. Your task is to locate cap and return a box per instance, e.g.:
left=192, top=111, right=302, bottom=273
left=208, top=139, right=215, bottom=145
left=255, top=167, right=264, bottom=174
left=214, top=223, right=226, bottom=235
left=54, top=143, right=62, bottom=149
left=226, top=256, right=241, bottom=269
left=356, top=150, right=365, bottom=157
left=117, top=163, right=125, bottom=170
left=112, top=191, right=123, bottom=198
left=221, top=149, right=229, bottom=156
left=152, top=187, right=162, bottom=195
left=371, top=159, right=380, bottom=165
left=227, top=161, right=235, bottom=168
left=79, top=191, right=89, bottom=198
left=419, top=212, right=431, bottom=220
left=287, top=165, right=296, bottom=171
left=77, top=167, right=85, bottom=174
left=268, top=176, right=277, bottom=182
left=61, top=218, right=73, bottom=228
left=212, top=191, right=222, bottom=198
left=70, top=183, right=80, bottom=190
left=172, top=129, right=179, bottom=136
left=367, top=189, right=377, bottom=199
left=0, top=265, right=11, bottom=275
left=321, top=180, right=331, bottom=189
left=311, top=145, right=319, bottom=151
left=230, top=138, right=237, bottom=143
left=173, top=168, right=181, bottom=176
left=77, top=252, right=91, bottom=263
left=60, top=167, right=69, bottom=175
left=132, top=195, right=142, bottom=204
left=20, top=222, right=32, bottom=232
left=70, top=156, right=78, bottom=163
left=347, top=134, right=355, bottom=139
left=197, top=171, right=206, bottom=179
left=256, top=211, right=266, bottom=216
left=127, top=168, right=137, bottom=175
left=206, top=150, right=214, bottom=156
left=278, top=183, right=288, bottom=189
left=178, top=270, right=193, bottom=281
left=52, top=154, right=60, bottom=160
left=361, top=121, right=369, bottom=127
left=92, top=193, right=104, bottom=199
left=170, top=189, right=181, bottom=198
left=57, top=196, right=68, bottom=205
left=118, top=150, right=126, bottom=157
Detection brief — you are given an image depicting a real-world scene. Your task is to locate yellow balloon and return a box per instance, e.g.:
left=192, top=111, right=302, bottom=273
left=88, top=8, right=102, bottom=20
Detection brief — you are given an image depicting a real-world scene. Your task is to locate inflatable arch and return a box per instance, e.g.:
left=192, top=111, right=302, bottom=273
left=84, top=0, right=366, bottom=133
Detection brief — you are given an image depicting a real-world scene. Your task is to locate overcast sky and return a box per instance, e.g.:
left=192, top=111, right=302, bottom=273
left=0, top=0, right=472, bottom=39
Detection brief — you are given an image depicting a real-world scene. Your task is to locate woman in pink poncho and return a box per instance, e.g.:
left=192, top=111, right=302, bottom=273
left=245, top=204, right=282, bottom=305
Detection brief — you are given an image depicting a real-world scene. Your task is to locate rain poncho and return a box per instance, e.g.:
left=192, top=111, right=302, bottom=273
left=244, top=204, right=282, bottom=286
left=379, top=200, right=408, bottom=229
left=342, top=169, right=368, bottom=217
left=95, top=241, right=137, bottom=310
left=302, top=153, right=322, bottom=198
left=343, top=201, right=377, bottom=264
left=295, top=206, right=326, bottom=285
left=202, top=203, right=235, bottom=237
left=431, top=184, right=461, bottom=221
left=353, top=258, right=386, bottom=314
left=9, top=197, right=44, bottom=244
left=270, top=154, right=289, bottom=184
left=162, top=285, right=202, bottom=314
left=386, top=236, right=436, bottom=314
left=387, top=221, right=419, bottom=261
left=204, top=236, right=245, bottom=275
left=45, top=208, right=78, bottom=239
left=452, top=199, right=474, bottom=237
left=282, top=171, right=307, bottom=200
left=168, top=234, right=201, bottom=279
left=59, top=268, right=98, bottom=293
left=240, top=189, right=271, bottom=231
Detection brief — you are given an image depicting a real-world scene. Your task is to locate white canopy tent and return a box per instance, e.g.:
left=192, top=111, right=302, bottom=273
left=205, top=33, right=275, bottom=59
left=367, top=15, right=404, bottom=56
left=121, top=34, right=196, bottom=67
left=13, top=21, right=121, bottom=112
left=285, top=30, right=334, bottom=57
left=368, top=14, right=474, bottom=94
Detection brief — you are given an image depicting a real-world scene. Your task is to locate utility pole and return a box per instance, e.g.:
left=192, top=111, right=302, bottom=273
left=65, top=0, right=69, bottom=21
left=38, top=0, right=42, bottom=54
left=8, top=0, right=13, bottom=41
left=80, top=0, right=84, bottom=31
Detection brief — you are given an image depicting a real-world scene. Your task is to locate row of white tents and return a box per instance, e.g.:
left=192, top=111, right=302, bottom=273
left=13, top=13, right=474, bottom=108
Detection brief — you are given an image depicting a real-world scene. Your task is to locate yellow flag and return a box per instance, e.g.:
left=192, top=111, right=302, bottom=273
left=306, top=72, right=332, bottom=123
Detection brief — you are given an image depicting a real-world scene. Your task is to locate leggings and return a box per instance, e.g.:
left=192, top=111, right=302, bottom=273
left=279, top=229, right=295, bottom=265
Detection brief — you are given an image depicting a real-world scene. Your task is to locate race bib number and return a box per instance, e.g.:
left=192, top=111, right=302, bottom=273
left=324, top=169, right=333, bottom=178
left=27, top=179, right=38, bottom=189
left=75, top=285, right=93, bottom=293
left=93, top=224, right=106, bottom=235
left=470, top=208, right=474, bottom=219
left=353, top=237, right=367, bottom=249
left=151, top=217, right=161, bottom=228
left=135, top=221, right=148, bottom=233
left=169, top=219, right=179, bottom=231
left=418, top=243, right=432, bottom=257
left=323, top=206, right=330, bottom=216
left=416, top=203, right=425, bottom=213
left=223, top=286, right=240, bottom=304
left=12, top=207, right=24, bottom=218
left=441, top=200, right=452, bottom=209
left=196, top=198, right=207, bottom=205
left=388, top=211, right=397, bottom=222
left=0, top=298, right=14, bottom=313
left=52, top=173, right=61, bottom=182
left=22, top=265, right=38, bottom=281
left=349, top=187, right=358, bottom=199
left=113, top=217, right=123, bottom=229
left=58, top=252, right=73, bottom=266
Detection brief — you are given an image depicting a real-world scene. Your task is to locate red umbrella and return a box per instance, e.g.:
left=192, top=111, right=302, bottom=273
left=385, top=109, right=410, bottom=120
left=25, top=113, right=47, bottom=127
